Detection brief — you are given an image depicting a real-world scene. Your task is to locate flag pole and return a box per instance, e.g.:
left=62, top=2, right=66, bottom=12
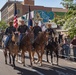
left=28, top=5, right=33, bottom=28
left=29, top=6, right=30, bottom=21
left=13, top=0, right=18, bottom=29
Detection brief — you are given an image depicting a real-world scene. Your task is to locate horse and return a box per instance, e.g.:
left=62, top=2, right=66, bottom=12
left=19, top=30, right=34, bottom=67
left=3, top=32, right=19, bottom=67
left=32, top=31, right=49, bottom=66
left=45, top=37, right=59, bottom=65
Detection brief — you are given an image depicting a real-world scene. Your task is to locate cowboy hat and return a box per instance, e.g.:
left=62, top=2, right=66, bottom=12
left=19, top=19, right=25, bottom=22
left=47, top=23, right=52, bottom=26
left=35, top=20, right=38, bottom=24
left=46, top=23, right=52, bottom=27
left=9, top=20, right=13, bottom=23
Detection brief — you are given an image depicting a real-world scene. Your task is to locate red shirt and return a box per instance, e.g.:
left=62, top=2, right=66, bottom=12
left=71, top=38, right=76, bottom=45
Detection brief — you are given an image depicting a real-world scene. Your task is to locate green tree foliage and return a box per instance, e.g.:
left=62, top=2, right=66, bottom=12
left=52, top=15, right=65, bottom=26
left=0, top=21, right=8, bottom=43
left=61, top=0, right=74, bottom=9
left=51, top=0, right=76, bottom=39
left=52, top=10, right=76, bottom=39
left=64, top=10, right=76, bottom=39
left=0, top=21, right=8, bottom=31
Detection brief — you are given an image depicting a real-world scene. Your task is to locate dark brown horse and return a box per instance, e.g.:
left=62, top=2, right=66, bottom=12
left=32, top=31, right=49, bottom=66
left=19, top=30, right=34, bottom=67
left=3, top=33, right=19, bottom=67
left=45, top=37, right=59, bottom=65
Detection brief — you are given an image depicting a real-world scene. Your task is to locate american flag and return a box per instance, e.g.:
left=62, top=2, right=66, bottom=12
left=13, top=2, right=18, bottom=28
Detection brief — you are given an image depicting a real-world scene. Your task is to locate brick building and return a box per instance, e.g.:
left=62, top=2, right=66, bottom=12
left=1, top=0, right=68, bottom=23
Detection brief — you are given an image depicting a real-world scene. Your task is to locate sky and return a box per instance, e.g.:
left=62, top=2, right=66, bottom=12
left=0, top=0, right=63, bottom=20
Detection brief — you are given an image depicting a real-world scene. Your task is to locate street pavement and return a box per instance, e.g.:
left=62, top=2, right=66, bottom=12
left=0, top=49, right=76, bottom=75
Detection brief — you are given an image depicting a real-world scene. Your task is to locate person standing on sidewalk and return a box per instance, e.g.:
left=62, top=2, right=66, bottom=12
left=71, top=35, right=76, bottom=61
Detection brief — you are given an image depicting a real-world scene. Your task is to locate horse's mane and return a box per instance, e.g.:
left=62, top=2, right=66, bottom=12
left=34, top=32, right=47, bottom=45
left=20, top=31, right=33, bottom=47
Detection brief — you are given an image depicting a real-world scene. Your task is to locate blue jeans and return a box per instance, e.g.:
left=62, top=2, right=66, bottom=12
left=62, top=44, right=70, bottom=58
left=65, top=45, right=70, bottom=57
left=34, top=35, right=37, bottom=39
left=4, top=35, right=12, bottom=48
left=18, top=34, right=24, bottom=45
left=73, top=47, right=76, bottom=60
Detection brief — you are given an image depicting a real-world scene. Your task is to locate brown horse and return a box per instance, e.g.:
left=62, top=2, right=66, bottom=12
left=3, top=33, right=19, bottom=67
left=32, top=31, right=49, bottom=66
left=19, top=30, right=34, bottom=67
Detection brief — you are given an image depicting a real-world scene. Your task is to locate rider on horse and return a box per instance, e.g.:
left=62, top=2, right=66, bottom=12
left=45, top=23, right=55, bottom=41
left=17, top=19, right=29, bottom=48
left=33, top=21, right=42, bottom=39
left=4, top=20, right=16, bottom=48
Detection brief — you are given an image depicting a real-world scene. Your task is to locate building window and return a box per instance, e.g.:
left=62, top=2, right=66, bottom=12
left=17, top=9, right=20, bottom=14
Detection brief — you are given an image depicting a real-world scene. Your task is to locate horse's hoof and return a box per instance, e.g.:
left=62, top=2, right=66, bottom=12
left=40, top=64, right=42, bottom=67
left=34, top=61, right=35, bottom=64
left=57, top=63, right=59, bottom=66
left=31, top=63, right=33, bottom=67
left=5, top=62, right=7, bottom=64
left=13, top=66, right=16, bottom=69
left=9, top=62, right=11, bottom=64
left=23, top=64, right=25, bottom=67
left=52, top=63, right=54, bottom=65
left=34, top=61, right=38, bottom=64
left=47, top=60, right=49, bottom=63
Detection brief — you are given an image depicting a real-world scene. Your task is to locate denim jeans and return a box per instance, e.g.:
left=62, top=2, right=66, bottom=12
left=62, top=44, right=70, bottom=58
left=4, top=35, right=12, bottom=47
left=73, top=47, right=76, bottom=60
left=34, top=35, right=37, bottom=39
left=18, top=34, right=24, bottom=45
left=64, top=45, right=70, bottom=57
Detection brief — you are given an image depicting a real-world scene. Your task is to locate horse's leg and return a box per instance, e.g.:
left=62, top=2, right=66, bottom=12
left=9, top=52, right=11, bottom=64
left=46, top=50, right=49, bottom=62
left=12, top=55, right=16, bottom=67
left=40, top=47, right=44, bottom=66
left=32, top=49, right=40, bottom=64
left=4, top=49, right=7, bottom=64
left=22, top=51, right=25, bottom=66
left=29, top=51, right=32, bottom=67
left=16, top=54, right=18, bottom=62
left=50, top=50, right=53, bottom=65
left=55, top=51, right=59, bottom=65
left=35, top=50, right=40, bottom=63
left=31, top=51, right=35, bottom=63
left=40, top=52, right=43, bottom=66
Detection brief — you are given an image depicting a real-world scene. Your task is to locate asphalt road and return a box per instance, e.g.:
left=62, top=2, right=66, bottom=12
left=0, top=49, right=76, bottom=75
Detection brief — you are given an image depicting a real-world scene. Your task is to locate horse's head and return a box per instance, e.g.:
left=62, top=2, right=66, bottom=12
left=12, top=32, right=19, bottom=44
left=25, top=30, right=34, bottom=42
left=36, top=31, right=49, bottom=44
left=21, top=30, right=34, bottom=46
left=42, top=31, right=49, bottom=42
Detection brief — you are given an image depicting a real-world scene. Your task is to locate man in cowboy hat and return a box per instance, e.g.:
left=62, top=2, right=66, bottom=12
left=18, top=18, right=29, bottom=47
left=33, top=21, right=42, bottom=39
left=4, top=20, right=16, bottom=48
left=45, top=23, right=55, bottom=39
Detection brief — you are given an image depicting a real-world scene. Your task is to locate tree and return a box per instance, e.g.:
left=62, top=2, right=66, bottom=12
left=61, top=0, right=74, bottom=9
left=52, top=14, right=65, bottom=26
left=0, top=21, right=8, bottom=31
left=0, top=21, right=7, bottom=43
left=63, top=10, right=76, bottom=39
